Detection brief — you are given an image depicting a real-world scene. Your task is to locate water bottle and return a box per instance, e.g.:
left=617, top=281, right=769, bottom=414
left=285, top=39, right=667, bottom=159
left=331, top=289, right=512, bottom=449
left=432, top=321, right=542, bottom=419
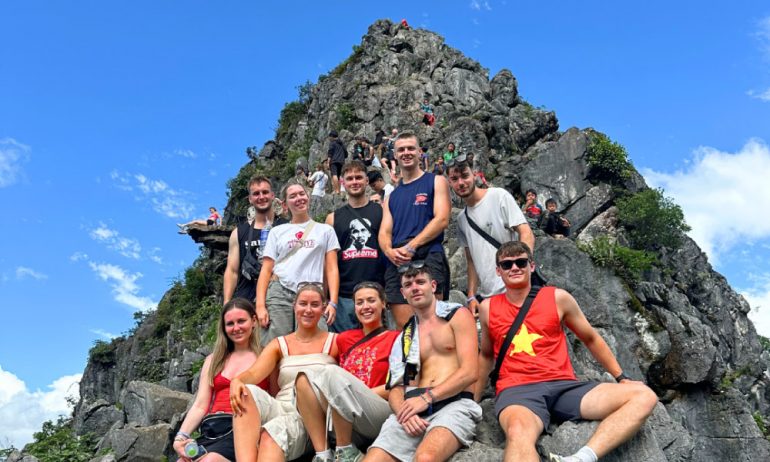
left=184, top=441, right=207, bottom=459
left=258, top=221, right=272, bottom=263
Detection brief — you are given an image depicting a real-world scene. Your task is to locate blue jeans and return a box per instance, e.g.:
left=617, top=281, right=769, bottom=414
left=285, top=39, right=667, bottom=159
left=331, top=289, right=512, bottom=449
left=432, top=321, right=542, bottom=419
left=330, top=297, right=361, bottom=333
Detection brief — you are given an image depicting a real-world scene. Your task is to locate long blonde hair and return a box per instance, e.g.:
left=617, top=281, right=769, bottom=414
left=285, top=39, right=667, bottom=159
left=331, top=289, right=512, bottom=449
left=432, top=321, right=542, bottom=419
left=208, top=297, right=261, bottom=386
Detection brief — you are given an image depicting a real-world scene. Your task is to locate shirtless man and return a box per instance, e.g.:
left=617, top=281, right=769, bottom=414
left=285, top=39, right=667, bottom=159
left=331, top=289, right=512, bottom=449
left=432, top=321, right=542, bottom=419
left=364, top=265, right=480, bottom=462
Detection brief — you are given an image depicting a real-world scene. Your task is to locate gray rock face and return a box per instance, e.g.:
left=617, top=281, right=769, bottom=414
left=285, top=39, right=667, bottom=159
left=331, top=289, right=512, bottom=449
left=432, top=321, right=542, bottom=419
left=120, top=381, right=191, bottom=427
left=6, top=451, right=39, bottom=462
left=74, top=398, right=124, bottom=437
left=98, top=423, right=171, bottom=462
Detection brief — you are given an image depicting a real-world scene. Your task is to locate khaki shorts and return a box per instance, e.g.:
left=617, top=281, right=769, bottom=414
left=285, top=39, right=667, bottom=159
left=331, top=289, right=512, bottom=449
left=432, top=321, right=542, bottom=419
left=245, top=384, right=312, bottom=460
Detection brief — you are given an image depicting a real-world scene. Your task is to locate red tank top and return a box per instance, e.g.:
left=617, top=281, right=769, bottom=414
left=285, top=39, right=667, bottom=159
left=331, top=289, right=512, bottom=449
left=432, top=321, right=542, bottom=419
left=208, top=373, right=270, bottom=414
left=488, top=287, right=576, bottom=394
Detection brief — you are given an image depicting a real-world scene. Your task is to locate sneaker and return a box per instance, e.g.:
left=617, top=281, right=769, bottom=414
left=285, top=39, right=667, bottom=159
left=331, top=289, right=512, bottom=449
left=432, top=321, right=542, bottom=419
left=312, top=455, right=333, bottom=462
left=548, top=455, right=578, bottom=462
left=335, top=446, right=364, bottom=462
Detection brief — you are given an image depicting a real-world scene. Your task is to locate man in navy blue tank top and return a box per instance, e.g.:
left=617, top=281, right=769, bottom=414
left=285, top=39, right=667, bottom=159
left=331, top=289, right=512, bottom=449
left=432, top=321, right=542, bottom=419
left=379, top=131, right=452, bottom=329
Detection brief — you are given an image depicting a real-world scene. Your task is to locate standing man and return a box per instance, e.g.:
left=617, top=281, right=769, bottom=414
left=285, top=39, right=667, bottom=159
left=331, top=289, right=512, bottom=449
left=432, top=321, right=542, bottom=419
left=326, top=160, right=385, bottom=332
left=223, top=176, right=286, bottom=304
left=328, top=130, right=348, bottom=194
left=364, top=265, right=480, bottom=462
left=477, top=241, right=658, bottom=462
left=446, top=156, right=534, bottom=314
left=379, top=131, right=451, bottom=329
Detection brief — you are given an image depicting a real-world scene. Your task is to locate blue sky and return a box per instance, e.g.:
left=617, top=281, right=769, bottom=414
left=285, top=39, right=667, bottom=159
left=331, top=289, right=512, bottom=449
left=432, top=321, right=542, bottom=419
left=1, top=0, right=770, bottom=448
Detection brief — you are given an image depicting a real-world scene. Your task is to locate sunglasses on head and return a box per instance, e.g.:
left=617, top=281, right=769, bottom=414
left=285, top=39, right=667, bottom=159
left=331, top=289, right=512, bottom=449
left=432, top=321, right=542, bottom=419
left=297, top=281, right=324, bottom=291
left=496, top=258, right=531, bottom=270
left=445, top=153, right=468, bottom=168
left=397, top=260, right=426, bottom=274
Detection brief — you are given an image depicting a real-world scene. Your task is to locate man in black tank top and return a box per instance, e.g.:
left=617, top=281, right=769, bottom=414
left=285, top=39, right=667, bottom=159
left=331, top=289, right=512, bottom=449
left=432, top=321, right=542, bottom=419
left=325, top=161, right=384, bottom=332
left=223, top=176, right=286, bottom=304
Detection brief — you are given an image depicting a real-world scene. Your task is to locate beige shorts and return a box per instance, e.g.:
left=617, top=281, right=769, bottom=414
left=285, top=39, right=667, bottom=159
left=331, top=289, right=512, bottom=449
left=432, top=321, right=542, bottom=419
left=300, top=366, right=392, bottom=442
left=245, top=384, right=312, bottom=460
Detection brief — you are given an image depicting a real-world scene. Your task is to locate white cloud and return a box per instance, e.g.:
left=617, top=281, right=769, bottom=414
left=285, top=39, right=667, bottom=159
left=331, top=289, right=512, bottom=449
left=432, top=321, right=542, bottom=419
left=469, top=0, right=491, bottom=11
left=88, top=262, right=157, bottom=312
left=0, top=138, right=31, bottom=188
left=69, top=251, right=89, bottom=262
left=89, top=223, right=142, bottom=259
left=90, top=328, right=118, bottom=340
left=643, top=138, right=770, bottom=264
left=741, top=272, right=770, bottom=337
left=15, top=266, right=48, bottom=281
left=747, top=88, right=770, bottom=102
left=174, top=148, right=197, bottom=159
left=0, top=366, right=80, bottom=448
left=148, top=247, right=163, bottom=265
left=110, top=171, right=195, bottom=219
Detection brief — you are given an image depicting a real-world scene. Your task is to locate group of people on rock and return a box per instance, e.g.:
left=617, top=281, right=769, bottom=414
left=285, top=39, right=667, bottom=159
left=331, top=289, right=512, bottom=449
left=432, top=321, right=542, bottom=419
left=173, top=131, right=658, bottom=462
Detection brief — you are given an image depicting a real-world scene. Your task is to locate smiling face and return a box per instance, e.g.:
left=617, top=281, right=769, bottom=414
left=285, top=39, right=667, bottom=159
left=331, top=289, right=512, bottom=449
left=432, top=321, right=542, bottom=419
left=353, top=287, right=385, bottom=328
left=400, top=271, right=437, bottom=310
left=496, top=252, right=535, bottom=289
left=284, top=184, right=309, bottom=216
left=447, top=165, right=475, bottom=198
left=248, top=181, right=275, bottom=213
left=294, top=288, right=325, bottom=329
left=343, top=168, right=368, bottom=199
left=394, top=136, right=420, bottom=170
left=223, top=307, right=257, bottom=346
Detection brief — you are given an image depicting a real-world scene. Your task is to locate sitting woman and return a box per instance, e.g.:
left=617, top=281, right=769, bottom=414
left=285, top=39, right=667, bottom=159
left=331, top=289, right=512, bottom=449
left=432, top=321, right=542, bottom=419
left=295, top=282, right=399, bottom=462
left=172, top=298, right=265, bottom=462
left=230, top=284, right=339, bottom=462
left=177, top=207, right=221, bottom=233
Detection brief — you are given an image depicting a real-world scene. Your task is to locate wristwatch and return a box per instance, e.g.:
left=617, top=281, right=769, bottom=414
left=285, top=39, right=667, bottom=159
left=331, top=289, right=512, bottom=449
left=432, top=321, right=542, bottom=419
left=614, top=372, right=630, bottom=382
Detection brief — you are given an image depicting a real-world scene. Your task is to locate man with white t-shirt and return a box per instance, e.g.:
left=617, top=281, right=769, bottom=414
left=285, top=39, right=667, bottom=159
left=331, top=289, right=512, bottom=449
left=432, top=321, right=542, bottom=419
left=309, top=163, right=329, bottom=198
left=367, top=171, right=395, bottom=198
left=446, top=155, right=534, bottom=315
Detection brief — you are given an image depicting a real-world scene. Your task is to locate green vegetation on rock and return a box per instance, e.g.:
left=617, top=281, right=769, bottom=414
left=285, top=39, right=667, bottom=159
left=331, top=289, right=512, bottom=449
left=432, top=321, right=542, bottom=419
left=88, top=340, right=117, bottom=366
left=578, top=236, right=656, bottom=282
left=586, top=133, right=633, bottom=183
left=617, top=188, right=691, bottom=251
left=25, top=417, right=95, bottom=462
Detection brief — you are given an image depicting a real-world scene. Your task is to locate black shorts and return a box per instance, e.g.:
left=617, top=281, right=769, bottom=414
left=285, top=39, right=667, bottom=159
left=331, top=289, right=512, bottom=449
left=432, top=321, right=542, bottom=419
left=330, top=162, right=343, bottom=177
left=206, top=219, right=216, bottom=226
left=384, top=250, right=450, bottom=305
left=196, top=431, right=235, bottom=461
left=494, top=380, right=599, bottom=429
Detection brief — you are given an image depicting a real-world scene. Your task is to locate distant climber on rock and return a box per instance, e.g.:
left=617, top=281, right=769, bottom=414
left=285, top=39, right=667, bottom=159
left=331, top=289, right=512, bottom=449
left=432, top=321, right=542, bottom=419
left=476, top=241, right=659, bottom=462
left=384, top=128, right=399, bottom=181
left=379, top=131, right=451, bottom=329
left=224, top=176, right=287, bottom=305
left=420, top=145, right=430, bottom=171
left=177, top=207, right=220, bottom=233
left=367, top=171, right=394, bottom=199
left=541, top=198, right=571, bottom=239
left=419, top=98, right=435, bottom=126
left=431, top=156, right=445, bottom=176
left=327, top=130, right=348, bottom=194
left=521, top=188, right=544, bottom=227
left=446, top=156, right=534, bottom=316
left=308, top=163, right=329, bottom=198
left=466, top=152, right=488, bottom=187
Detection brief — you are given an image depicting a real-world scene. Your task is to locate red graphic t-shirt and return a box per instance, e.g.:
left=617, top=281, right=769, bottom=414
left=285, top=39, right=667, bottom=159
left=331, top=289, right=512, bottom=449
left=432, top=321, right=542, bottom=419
left=336, top=329, right=400, bottom=388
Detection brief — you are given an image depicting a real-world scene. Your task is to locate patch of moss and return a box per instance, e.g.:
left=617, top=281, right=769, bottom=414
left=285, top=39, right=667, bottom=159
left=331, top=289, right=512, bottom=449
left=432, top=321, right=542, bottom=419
left=331, top=45, right=363, bottom=77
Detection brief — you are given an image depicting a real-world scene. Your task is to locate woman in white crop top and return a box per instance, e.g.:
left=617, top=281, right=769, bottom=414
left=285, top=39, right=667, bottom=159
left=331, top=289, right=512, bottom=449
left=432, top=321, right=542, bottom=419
left=230, top=283, right=339, bottom=462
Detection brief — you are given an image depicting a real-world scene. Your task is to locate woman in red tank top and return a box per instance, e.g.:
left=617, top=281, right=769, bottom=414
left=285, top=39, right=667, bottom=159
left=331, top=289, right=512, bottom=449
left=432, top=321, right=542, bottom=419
left=172, top=297, right=264, bottom=462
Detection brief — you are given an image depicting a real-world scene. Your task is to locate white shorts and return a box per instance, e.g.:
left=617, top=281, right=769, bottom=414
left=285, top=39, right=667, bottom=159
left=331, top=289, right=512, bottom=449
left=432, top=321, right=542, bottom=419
left=245, top=384, right=312, bottom=460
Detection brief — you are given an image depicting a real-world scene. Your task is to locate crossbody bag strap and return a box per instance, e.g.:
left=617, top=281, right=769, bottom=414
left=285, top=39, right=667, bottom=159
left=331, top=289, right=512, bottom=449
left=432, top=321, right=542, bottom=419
left=276, top=221, right=316, bottom=265
left=464, top=209, right=502, bottom=249
left=489, top=286, right=542, bottom=386
left=347, top=327, right=386, bottom=354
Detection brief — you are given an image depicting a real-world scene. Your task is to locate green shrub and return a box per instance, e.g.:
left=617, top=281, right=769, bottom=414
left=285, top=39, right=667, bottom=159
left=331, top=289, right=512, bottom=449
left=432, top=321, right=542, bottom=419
left=297, top=80, right=313, bottom=106
left=335, top=103, right=358, bottom=131
left=25, top=417, right=95, bottom=462
left=578, top=236, right=656, bottom=282
left=754, top=412, right=770, bottom=439
left=88, top=340, right=116, bottom=366
left=275, top=101, right=307, bottom=143
left=760, top=336, right=770, bottom=352
left=586, top=133, right=633, bottom=183
left=616, top=188, right=691, bottom=251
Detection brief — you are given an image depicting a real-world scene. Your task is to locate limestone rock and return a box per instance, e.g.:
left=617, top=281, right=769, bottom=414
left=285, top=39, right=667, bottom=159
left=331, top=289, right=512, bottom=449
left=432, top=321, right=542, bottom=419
left=98, top=423, right=171, bottom=462
left=74, top=398, right=124, bottom=437
left=119, top=381, right=192, bottom=427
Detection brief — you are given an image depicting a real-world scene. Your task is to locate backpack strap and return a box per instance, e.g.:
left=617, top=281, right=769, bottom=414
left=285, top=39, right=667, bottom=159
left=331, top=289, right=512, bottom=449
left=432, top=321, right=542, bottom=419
left=489, top=286, right=542, bottom=387
left=464, top=208, right=502, bottom=249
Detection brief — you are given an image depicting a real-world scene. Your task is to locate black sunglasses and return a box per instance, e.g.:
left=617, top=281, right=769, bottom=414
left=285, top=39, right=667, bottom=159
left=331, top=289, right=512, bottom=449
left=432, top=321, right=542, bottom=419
left=397, top=260, right=426, bottom=274
left=445, top=153, right=468, bottom=168
left=496, top=258, right=531, bottom=270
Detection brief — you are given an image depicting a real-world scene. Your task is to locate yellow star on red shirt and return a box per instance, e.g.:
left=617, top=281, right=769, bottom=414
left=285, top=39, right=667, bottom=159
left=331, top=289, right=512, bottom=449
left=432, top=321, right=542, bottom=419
left=508, top=324, right=543, bottom=357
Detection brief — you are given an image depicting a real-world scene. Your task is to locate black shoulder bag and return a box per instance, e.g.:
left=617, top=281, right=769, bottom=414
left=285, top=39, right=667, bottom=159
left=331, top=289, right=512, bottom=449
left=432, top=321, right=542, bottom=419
left=489, top=286, right=542, bottom=387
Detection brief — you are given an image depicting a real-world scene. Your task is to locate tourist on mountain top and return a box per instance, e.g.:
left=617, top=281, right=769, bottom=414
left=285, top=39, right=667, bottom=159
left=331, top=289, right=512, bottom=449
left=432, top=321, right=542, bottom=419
left=432, top=156, right=445, bottom=176
left=466, top=152, right=488, bottom=187
left=308, top=163, right=329, bottom=198
left=254, top=181, right=340, bottom=346
left=446, top=156, right=534, bottom=315
left=325, top=161, right=385, bottom=333
left=367, top=171, right=394, bottom=199
left=372, top=128, right=386, bottom=159
left=521, top=188, right=544, bottom=227
left=379, top=131, right=452, bottom=329
left=352, top=137, right=372, bottom=167
left=542, top=198, right=571, bottom=239
left=224, top=176, right=287, bottom=305
left=476, top=241, right=658, bottom=462
left=384, top=128, right=399, bottom=181
left=177, top=207, right=220, bottom=233
left=442, top=142, right=457, bottom=164
left=173, top=298, right=267, bottom=462
left=328, top=130, right=348, bottom=194
left=230, top=284, right=340, bottom=462
left=295, top=282, right=399, bottom=462
left=364, top=265, right=480, bottom=462
left=419, top=145, right=430, bottom=171
left=419, top=99, right=435, bottom=126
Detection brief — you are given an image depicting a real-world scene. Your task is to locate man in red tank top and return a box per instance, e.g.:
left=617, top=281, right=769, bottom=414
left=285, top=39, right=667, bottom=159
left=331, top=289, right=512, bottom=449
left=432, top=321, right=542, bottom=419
left=476, top=241, right=658, bottom=462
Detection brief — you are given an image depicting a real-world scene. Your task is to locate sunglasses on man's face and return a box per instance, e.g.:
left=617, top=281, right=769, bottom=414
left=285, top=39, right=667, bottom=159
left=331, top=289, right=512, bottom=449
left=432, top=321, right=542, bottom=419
left=445, top=153, right=468, bottom=168
left=496, top=258, right=531, bottom=270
